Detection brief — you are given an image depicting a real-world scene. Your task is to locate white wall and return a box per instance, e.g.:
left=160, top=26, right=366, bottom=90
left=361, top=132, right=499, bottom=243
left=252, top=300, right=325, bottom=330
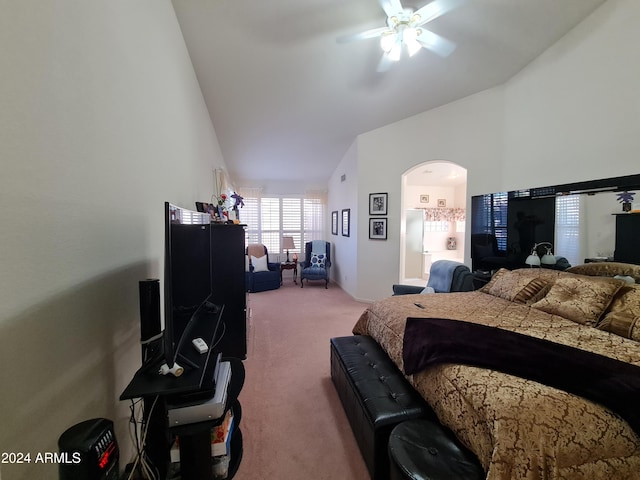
left=336, top=0, right=639, bottom=302
left=351, top=89, right=504, bottom=301
left=404, top=185, right=463, bottom=209
left=583, top=192, right=620, bottom=258
left=502, top=0, right=640, bottom=189
left=327, top=140, right=359, bottom=293
left=0, top=1, right=225, bottom=478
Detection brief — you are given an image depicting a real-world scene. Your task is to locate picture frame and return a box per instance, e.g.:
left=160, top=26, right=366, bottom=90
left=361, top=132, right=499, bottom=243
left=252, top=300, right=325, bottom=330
left=342, top=209, right=350, bottom=237
left=419, top=195, right=429, bottom=204
left=195, top=201, right=214, bottom=213
left=369, top=192, right=388, bottom=215
left=369, top=218, right=387, bottom=240
left=437, top=199, right=447, bottom=207
left=331, top=211, right=338, bottom=235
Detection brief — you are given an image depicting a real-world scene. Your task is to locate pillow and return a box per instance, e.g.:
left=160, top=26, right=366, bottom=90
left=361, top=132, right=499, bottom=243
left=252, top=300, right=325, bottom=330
left=420, top=286, right=435, bottom=294
left=614, top=275, right=636, bottom=285
left=566, top=262, right=640, bottom=283
left=513, top=278, right=553, bottom=304
left=251, top=255, right=269, bottom=272
left=530, top=275, right=625, bottom=326
left=480, top=268, right=555, bottom=304
left=245, top=255, right=250, bottom=272
left=597, top=285, right=640, bottom=341
left=310, top=252, right=326, bottom=269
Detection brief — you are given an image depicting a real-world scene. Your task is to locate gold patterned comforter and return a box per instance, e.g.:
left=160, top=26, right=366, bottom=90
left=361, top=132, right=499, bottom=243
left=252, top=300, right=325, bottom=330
left=352, top=289, right=640, bottom=480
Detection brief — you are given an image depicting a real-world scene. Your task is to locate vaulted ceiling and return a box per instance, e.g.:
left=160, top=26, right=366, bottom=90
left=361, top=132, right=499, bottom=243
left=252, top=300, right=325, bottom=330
left=171, top=0, right=607, bottom=192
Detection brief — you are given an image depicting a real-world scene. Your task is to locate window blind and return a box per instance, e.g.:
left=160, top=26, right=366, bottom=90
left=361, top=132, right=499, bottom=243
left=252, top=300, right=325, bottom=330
left=471, top=192, right=508, bottom=251
left=555, top=195, right=582, bottom=266
left=240, top=194, right=325, bottom=256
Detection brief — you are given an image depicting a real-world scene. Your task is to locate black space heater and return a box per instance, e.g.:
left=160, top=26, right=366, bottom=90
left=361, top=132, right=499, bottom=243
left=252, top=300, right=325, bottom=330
left=58, top=418, right=119, bottom=480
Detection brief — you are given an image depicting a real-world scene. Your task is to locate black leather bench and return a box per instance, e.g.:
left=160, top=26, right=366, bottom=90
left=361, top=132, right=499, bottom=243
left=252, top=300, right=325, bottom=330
left=330, top=335, right=431, bottom=480
left=388, top=419, right=485, bottom=480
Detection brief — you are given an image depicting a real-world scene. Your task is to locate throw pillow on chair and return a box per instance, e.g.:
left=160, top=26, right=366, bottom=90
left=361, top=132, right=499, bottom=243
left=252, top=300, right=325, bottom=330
left=310, top=253, right=326, bottom=268
left=251, top=255, right=269, bottom=272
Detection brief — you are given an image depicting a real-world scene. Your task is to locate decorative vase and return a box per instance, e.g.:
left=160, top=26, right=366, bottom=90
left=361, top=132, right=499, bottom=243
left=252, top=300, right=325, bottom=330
left=622, top=202, right=632, bottom=212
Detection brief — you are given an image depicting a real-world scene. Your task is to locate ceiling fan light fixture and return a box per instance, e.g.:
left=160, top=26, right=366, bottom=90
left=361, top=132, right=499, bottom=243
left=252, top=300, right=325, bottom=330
left=404, top=27, right=421, bottom=56
left=380, top=33, right=396, bottom=53
left=341, top=0, right=464, bottom=70
left=388, top=42, right=402, bottom=61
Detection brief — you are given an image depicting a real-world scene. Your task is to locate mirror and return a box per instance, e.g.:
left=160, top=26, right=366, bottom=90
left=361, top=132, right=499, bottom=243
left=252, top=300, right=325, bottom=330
left=471, top=173, right=640, bottom=270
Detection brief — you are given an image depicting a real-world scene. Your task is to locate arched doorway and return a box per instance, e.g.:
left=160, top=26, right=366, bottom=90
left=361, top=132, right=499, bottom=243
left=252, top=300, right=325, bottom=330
left=400, top=161, right=467, bottom=285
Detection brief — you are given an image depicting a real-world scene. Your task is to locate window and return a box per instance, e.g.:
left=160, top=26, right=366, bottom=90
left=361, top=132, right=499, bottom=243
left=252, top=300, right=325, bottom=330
left=555, top=195, right=582, bottom=266
left=424, top=221, right=449, bottom=232
left=240, top=194, right=326, bottom=256
left=471, top=192, right=508, bottom=251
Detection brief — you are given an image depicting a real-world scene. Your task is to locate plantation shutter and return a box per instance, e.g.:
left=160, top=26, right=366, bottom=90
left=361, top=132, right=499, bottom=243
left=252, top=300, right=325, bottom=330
left=555, top=195, right=582, bottom=266
left=260, top=198, right=280, bottom=253
left=237, top=190, right=326, bottom=257
left=282, top=198, right=302, bottom=255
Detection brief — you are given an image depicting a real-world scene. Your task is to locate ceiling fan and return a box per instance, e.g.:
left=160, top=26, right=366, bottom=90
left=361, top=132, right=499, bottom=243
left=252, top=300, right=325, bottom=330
left=338, top=0, right=466, bottom=72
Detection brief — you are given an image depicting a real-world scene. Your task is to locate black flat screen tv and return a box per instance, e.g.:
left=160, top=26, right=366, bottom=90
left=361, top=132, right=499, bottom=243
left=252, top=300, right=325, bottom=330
left=161, top=202, right=215, bottom=371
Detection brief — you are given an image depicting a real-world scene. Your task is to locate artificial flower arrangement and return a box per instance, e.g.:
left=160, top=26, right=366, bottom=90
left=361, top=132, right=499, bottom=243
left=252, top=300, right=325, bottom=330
left=616, top=191, right=636, bottom=212
left=209, top=193, right=228, bottom=221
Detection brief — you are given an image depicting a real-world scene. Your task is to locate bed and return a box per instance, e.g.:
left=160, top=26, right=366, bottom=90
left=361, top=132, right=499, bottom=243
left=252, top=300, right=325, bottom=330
left=352, top=265, right=640, bottom=480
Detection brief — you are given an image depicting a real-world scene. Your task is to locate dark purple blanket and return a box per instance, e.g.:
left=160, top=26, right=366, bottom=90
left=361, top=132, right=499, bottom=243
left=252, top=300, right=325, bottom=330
left=402, top=317, right=640, bottom=435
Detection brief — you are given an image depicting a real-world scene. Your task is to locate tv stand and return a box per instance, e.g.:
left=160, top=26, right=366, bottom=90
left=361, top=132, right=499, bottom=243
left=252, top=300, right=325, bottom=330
left=169, top=358, right=244, bottom=479
left=121, top=306, right=244, bottom=480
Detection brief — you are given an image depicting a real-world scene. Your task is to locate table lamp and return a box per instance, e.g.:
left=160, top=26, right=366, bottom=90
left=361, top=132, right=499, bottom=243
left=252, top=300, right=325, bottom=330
left=282, top=236, right=296, bottom=262
left=525, top=242, right=556, bottom=267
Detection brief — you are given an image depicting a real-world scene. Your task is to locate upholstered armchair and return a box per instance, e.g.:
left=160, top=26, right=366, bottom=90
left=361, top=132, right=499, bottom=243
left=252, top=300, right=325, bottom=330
left=245, top=244, right=281, bottom=293
left=300, top=240, right=331, bottom=288
left=392, top=260, right=474, bottom=295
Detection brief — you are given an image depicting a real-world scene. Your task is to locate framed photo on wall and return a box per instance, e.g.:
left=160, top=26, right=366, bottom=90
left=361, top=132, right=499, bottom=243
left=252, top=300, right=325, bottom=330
left=420, top=195, right=429, bottom=204
left=369, top=218, right=387, bottom=240
left=331, top=211, right=338, bottom=235
left=369, top=193, right=388, bottom=215
left=437, top=199, right=447, bottom=207
left=342, top=209, right=350, bottom=237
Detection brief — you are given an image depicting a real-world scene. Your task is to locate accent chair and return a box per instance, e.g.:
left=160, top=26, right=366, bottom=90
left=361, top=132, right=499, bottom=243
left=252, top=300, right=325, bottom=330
left=392, top=260, right=474, bottom=295
left=300, top=240, right=331, bottom=288
left=245, top=244, right=281, bottom=292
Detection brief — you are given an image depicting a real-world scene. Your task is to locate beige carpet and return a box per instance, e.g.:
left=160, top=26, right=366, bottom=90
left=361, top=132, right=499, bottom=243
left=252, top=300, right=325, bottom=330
left=234, top=278, right=370, bottom=480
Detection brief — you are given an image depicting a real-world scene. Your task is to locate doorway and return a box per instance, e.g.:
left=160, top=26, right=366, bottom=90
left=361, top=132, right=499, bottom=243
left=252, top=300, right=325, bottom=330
left=400, top=161, right=467, bottom=285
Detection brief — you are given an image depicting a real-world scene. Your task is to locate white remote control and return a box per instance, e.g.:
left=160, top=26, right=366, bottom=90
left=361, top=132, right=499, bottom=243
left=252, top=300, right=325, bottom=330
left=192, top=337, right=208, bottom=354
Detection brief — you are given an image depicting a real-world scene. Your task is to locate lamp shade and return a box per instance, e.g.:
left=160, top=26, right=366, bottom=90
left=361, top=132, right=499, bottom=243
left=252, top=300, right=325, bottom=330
left=525, top=242, right=555, bottom=267
left=525, top=252, right=541, bottom=267
left=282, top=236, right=295, bottom=250
left=541, top=248, right=556, bottom=265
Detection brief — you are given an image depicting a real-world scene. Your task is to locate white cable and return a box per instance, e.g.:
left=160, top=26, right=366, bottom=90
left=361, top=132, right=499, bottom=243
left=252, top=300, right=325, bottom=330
left=127, top=396, right=159, bottom=480
left=139, top=396, right=159, bottom=480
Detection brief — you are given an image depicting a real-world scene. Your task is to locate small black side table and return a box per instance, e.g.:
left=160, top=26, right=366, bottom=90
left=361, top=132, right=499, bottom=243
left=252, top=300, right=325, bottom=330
left=280, top=260, right=297, bottom=285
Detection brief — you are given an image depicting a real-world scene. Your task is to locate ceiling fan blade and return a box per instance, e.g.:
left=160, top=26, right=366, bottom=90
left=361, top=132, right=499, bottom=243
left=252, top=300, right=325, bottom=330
left=416, top=28, right=457, bottom=57
left=376, top=52, right=394, bottom=73
left=379, top=0, right=404, bottom=18
left=337, top=26, right=389, bottom=44
left=412, top=0, right=466, bottom=27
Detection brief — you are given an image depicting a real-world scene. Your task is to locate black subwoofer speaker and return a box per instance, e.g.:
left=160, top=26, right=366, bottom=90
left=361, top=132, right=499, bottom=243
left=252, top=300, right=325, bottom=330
left=139, top=278, right=161, bottom=361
